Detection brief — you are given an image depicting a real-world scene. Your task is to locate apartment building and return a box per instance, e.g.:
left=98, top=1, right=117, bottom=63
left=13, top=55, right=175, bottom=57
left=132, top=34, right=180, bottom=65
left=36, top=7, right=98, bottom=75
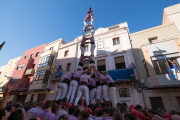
left=7, top=44, right=46, bottom=102
left=0, top=57, right=21, bottom=98
left=28, top=39, right=64, bottom=102
left=0, top=65, right=7, bottom=98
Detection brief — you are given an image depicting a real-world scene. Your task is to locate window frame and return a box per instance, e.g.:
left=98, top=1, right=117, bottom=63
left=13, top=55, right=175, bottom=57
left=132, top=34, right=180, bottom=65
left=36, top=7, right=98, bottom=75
left=30, top=54, right=33, bottom=58
left=11, top=77, right=19, bottom=84
left=97, top=59, right=106, bottom=72
left=50, top=47, right=54, bottom=50
left=64, top=50, right=69, bottom=57
left=8, top=71, right=13, bottom=77
left=9, top=61, right=12, bottom=67
left=35, top=52, right=39, bottom=57
left=84, top=45, right=89, bottom=52
left=24, top=56, right=27, bottom=59
left=3, top=72, right=8, bottom=78
left=148, top=36, right=158, bottom=44
left=119, top=88, right=130, bottom=97
left=66, top=63, right=71, bottom=72
left=14, top=60, right=18, bottom=65
left=113, top=37, right=120, bottom=46
left=16, top=64, right=24, bottom=70
left=38, top=55, right=53, bottom=67
left=114, top=56, right=126, bottom=69
left=33, top=70, right=46, bottom=81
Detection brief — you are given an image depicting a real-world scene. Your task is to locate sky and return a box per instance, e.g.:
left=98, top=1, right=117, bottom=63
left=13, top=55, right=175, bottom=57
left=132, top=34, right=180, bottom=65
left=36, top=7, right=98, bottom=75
left=0, top=0, right=179, bottom=66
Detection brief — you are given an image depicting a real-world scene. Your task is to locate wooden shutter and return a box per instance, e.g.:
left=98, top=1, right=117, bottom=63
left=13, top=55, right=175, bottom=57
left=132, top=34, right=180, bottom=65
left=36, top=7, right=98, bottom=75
left=115, top=56, right=125, bottom=63
left=97, top=59, right=105, bottom=66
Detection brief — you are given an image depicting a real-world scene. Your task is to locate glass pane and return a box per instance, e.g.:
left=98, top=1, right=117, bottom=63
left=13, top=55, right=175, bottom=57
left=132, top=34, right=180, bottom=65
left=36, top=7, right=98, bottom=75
left=46, top=56, right=50, bottom=63
left=113, top=39, right=116, bottom=45
left=117, top=39, right=120, bottom=44
left=152, top=61, right=161, bottom=74
left=158, top=59, right=168, bottom=74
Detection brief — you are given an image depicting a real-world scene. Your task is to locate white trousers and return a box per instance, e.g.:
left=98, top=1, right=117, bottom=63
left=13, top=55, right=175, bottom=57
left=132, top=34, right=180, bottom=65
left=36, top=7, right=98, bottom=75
left=80, top=46, right=85, bottom=55
left=67, top=80, right=79, bottom=103
left=96, top=86, right=102, bottom=99
left=84, top=21, right=87, bottom=26
left=110, top=87, right=117, bottom=108
left=74, top=85, right=89, bottom=106
left=91, top=29, right=95, bottom=38
left=91, top=17, right=94, bottom=25
left=83, top=31, right=86, bottom=38
left=102, top=85, right=110, bottom=101
left=53, top=87, right=59, bottom=100
left=91, top=44, right=95, bottom=56
left=56, top=83, right=68, bottom=100
left=90, top=88, right=96, bottom=104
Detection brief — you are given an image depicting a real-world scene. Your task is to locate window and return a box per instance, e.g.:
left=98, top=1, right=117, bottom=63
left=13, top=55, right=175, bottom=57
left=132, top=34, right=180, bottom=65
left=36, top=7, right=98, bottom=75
left=64, top=50, right=69, bottom=57
left=50, top=47, right=54, bottom=50
left=30, top=54, right=33, bottom=58
left=83, top=62, right=89, bottom=71
left=33, top=72, right=40, bottom=81
left=152, top=59, right=168, bottom=74
left=32, top=64, right=35, bottom=68
left=11, top=77, right=18, bottom=83
left=14, top=60, right=18, bottom=65
left=113, top=38, right=120, bottom=45
left=167, top=57, right=180, bottom=70
left=9, top=71, right=13, bottom=77
left=97, top=59, right=106, bottom=72
left=0, top=72, right=2, bottom=77
left=119, top=88, right=130, bottom=97
left=17, top=64, right=24, bottom=70
left=85, top=45, right=89, bottom=52
left=35, top=52, right=39, bottom=57
left=149, top=36, right=158, bottom=44
left=38, top=55, right=53, bottom=67
left=24, top=56, right=27, bottom=59
left=9, top=61, right=12, bottom=66
left=30, top=94, right=35, bottom=102
left=39, top=71, right=46, bottom=80
left=3, top=72, right=8, bottom=78
left=66, top=63, right=71, bottom=72
left=114, top=56, right=126, bottom=69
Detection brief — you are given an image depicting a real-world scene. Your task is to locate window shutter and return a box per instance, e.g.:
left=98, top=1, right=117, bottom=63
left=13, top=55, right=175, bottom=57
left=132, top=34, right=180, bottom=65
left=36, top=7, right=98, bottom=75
left=115, top=56, right=125, bottom=63
left=83, top=62, right=89, bottom=67
left=97, top=59, right=105, bottom=66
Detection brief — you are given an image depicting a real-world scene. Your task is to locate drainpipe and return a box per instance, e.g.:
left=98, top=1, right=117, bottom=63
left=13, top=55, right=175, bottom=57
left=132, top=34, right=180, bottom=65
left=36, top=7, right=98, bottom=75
left=74, top=41, right=79, bottom=72
left=45, top=40, right=61, bottom=101
left=126, top=27, right=146, bottom=107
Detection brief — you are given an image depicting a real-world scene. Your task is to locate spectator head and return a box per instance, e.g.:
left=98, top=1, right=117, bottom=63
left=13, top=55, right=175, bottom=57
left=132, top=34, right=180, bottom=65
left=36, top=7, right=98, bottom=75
left=62, top=97, right=67, bottom=103
left=103, top=108, right=113, bottom=118
left=169, top=109, right=176, bottom=115
left=152, top=115, right=162, bottom=120
left=96, top=109, right=103, bottom=117
left=117, top=103, right=121, bottom=110
left=141, top=110, right=148, bottom=117
left=129, top=105, right=135, bottom=112
left=53, top=100, right=57, bottom=103
left=176, top=112, right=180, bottom=116
left=24, top=105, right=31, bottom=112
left=103, top=72, right=108, bottom=76
left=130, top=110, right=139, bottom=116
left=68, top=105, right=76, bottom=115
left=6, top=105, right=15, bottom=113
left=163, top=113, right=171, bottom=119
left=40, top=101, right=45, bottom=109
left=52, top=104, right=59, bottom=115
left=57, top=99, right=62, bottom=106
left=74, top=109, right=80, bottom=118
left=57, top=115, right=69, bottom=120
left=113, top=112, right=124, bottom=120
left=0, top=109, right=10, bottom=120
left=135, top=104, right=142, bottom=112
left=79, top=106, right=85, bottom=112
left=15, top=104, right=21, bottom=110
left=124, top=113, right=137, bottom=120
left=8, top=108, right=25, bottom=120
left=121, top=102, right=128, bottom=109
left=60, top=103, right=67, bottom=110
left=45, top=100, right=53, bottom=109
left=120, top=107, right=127, bottom=114
left=9, top=101, right=13, bottom=105
left=79, top=111, right=90, bottom=120
left=147, top=109, right=154, bottom=118
left=171, top=115, right=180, bottom=120
left=137, top=113, right=146, bottom=120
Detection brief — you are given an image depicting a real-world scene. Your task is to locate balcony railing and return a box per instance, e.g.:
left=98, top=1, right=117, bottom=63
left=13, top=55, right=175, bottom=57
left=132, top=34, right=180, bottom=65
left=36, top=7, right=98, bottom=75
left=24, top=68, right=35, bottom=75
left=108, top=68, right=136, bottom=81
left=18, top=83, right=28, bottom=89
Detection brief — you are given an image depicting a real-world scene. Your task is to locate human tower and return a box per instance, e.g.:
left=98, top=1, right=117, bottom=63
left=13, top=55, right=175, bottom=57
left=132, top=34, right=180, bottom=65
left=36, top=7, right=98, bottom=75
left=55, top=7, right=117, bottom=108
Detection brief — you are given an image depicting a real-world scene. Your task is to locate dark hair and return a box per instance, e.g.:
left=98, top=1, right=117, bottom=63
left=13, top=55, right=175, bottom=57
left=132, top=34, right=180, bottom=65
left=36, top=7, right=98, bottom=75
left=57, top=99, right=62, bottom=105
left=99, top=71, right=103, bottom=74
left=24, top=105, right=31, bottom=112
left=29, top=118, right=38, bottom=120
left=120, top=107, right=127, bottom=114
left=61, top=103, right=67, bottom=110
left=176, top=112, right=180, bottom=116
left=9, top=101, right=13, bottom=104
left=74, top=109, right=80, bottom=117
left=96, top=109, right=103, bottom=117
left=117, top=103, right=121, bottom=107
left=135, top=104, right=142, bottom=110
left=15, top=104, right=21, bottom=108
left=103, top=108, right=113, bottom=117
left=6, top=105, right=13, bottom=112
left=153, top=110, right=162, bottom=117
left=57, top=114, right=69, bottom=120
left=103, top=72, right=107, bottom=75
left=45, top=100, right=53, bottom=109
left=68, top=105, right=76, bottom=115
left=121, top=103, right=127, bottom=107
left=148, top=109, right=153, bottom=114
left=62, top=97, right=67, bottom=103
left=80, top=111, right=90, bottom=119
left=171, top=110, right=176, bottom=115
left=113, top=112, right=124, bottom=120
left=124, top=113, right=137, bottom=120
left=53, top=100, right=57, bottom=103
left=8, top=109, right=23, bottom=120
left=0, top=109, right=6, bottom=119
left=52, top=104, right=59, bottom=114
left=141, top=110, right=148, bottom=117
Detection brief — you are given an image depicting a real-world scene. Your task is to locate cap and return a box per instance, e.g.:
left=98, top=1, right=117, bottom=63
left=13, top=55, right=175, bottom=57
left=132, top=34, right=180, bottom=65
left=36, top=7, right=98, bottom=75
left=163, top=113, right=171, bottom=119
left=130, top=110, right=139, bottom=116
left=40, top=101, right=45, bottom=109
left=137, top=113, right=146, bottom=120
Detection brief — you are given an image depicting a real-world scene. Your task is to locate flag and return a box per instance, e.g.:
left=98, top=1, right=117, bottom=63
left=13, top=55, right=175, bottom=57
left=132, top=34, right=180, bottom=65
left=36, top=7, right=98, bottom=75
left=52, top=63, right=57, bottom=73
left=55, top=62, right=59, bottom=73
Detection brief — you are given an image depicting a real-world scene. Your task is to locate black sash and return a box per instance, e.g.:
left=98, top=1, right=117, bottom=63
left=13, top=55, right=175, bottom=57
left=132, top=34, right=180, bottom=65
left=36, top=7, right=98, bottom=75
left=109, top=82, right=115, bottom=87
left=62, top=78, right=70, bottom=86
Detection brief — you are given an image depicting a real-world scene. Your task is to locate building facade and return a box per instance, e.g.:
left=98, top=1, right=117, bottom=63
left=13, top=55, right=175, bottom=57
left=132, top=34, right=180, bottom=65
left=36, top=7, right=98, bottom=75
left=130, top=22, right=180, bottom=111
left=0, top=65, right=7, bottom=98
left=28, top=39, right=64, bottom=102
left=0, top=57, right=21, bottom=98
left=7, top=44, right=46, bottom=102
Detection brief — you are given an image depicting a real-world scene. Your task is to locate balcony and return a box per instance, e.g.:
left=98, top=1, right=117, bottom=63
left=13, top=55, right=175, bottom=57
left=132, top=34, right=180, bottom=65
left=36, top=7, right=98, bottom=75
left=18, top=83, right=28, bottom=91
left=24, top=68, right=35, bottom=76
left=108, top=68, right=136, bottom=82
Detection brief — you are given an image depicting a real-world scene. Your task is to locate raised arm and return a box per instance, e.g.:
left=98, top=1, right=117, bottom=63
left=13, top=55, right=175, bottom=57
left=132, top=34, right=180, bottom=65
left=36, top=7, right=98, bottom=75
left=0, top=86, right=12, bottom=110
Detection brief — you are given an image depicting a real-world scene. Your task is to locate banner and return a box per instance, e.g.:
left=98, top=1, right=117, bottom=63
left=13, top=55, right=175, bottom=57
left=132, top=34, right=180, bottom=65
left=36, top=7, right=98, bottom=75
left=167, top=69, right=178, bottom=80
